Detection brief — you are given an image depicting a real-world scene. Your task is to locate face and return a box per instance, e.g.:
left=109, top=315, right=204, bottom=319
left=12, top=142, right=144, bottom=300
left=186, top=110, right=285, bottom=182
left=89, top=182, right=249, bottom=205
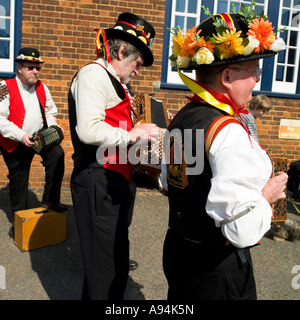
left=17, top=62, right=42, bottom=86
left=225, top=60, right=261, bottom=109
left=251, top=108, right=267, bottom=119
left=114, top=53, right=144, bottom=85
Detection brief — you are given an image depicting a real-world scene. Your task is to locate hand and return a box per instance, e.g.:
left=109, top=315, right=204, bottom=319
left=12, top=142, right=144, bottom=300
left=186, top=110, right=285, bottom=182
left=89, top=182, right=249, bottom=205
left=262, top=171, right=288, bottom=204
left=21, top=133, right=35, bottom=148
left=129, top=122, right=159, bottom=145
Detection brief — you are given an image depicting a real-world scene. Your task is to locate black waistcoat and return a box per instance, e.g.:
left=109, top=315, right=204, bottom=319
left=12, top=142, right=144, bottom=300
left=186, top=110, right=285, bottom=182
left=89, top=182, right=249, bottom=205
left=166, top=102, right=228, bottom=245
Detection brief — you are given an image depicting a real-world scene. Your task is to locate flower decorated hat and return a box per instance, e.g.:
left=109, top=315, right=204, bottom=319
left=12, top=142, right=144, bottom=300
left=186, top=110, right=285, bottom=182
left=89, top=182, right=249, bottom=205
left=95, top=12, right=155, bottom=67
left=170, top=4, right=285, bottom=69
left=15, top=48, right=44, bottom=64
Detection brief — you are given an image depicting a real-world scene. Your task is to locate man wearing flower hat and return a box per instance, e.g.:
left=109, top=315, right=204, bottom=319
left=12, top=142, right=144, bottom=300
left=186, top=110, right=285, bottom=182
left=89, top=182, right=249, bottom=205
left=162, top=6, right=288, bottom=300
left=68, top=13, right=156, bottom=300
left=0, top=48, right=66, bottom=235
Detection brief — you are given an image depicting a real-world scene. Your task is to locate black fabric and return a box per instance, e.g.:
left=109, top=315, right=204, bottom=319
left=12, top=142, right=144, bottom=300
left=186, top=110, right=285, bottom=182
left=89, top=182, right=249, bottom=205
left=163, top=229, right=257, bottom=300
left=0, top=143, right=64, bottom=213
left=71, top=166, right=133, bottom=300
left=166, top=102, right=227, bottom=244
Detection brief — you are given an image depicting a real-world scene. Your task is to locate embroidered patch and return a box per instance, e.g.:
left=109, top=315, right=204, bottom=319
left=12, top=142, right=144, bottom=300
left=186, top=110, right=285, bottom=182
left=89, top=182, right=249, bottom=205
left=0, top=83, right=9, bottom=102
left=166, top=133, right=189, bottom=189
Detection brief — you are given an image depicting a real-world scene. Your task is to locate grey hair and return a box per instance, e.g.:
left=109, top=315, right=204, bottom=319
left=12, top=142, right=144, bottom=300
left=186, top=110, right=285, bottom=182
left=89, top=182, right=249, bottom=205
left=99, top=38, right=143, bottom=62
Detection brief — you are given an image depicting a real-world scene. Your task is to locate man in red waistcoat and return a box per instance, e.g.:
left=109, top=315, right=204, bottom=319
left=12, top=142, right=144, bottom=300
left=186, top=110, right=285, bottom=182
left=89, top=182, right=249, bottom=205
left=68, top=13, right=157, bottom=300
left=0, top=48, right=66, bottom=236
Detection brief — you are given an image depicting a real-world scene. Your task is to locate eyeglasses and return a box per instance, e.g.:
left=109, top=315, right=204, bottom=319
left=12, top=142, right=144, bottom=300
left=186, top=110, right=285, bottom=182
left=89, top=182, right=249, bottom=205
left=230, top=67, right=263, bottom=79
left=22, top=65, right=42, bottom=71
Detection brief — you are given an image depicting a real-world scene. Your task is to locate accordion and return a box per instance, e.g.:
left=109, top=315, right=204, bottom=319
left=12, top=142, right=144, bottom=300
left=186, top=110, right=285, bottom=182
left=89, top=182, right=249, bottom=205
left=271, top=155, right=288, bottom=222
left=130, top=94, right=169, bottom=179
left=31, top=125, right=64, bottom=153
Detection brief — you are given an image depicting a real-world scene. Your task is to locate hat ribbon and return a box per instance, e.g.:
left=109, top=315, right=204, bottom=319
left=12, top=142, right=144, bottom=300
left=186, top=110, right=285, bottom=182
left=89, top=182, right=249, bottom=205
left=95, top=28, right=111, bottom=63
left=177, top=69, right=237, bottom=116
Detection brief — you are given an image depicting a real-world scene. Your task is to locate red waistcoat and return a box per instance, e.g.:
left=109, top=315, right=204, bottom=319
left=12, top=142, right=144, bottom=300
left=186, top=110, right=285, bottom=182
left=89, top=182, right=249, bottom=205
left=0, top=79, right=46, bottom=152
left=102, top=85, right=133, bottom=182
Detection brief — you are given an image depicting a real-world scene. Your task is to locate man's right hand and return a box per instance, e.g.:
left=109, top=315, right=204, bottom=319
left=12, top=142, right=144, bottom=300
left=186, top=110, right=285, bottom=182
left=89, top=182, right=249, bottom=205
left=129, top=122, right=159, bottom=145
left=21, top=133, right=35, bottom=148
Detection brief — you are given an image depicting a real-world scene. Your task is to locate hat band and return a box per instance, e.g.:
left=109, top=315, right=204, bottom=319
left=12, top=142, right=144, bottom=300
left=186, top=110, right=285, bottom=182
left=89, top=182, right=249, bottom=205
left=16, top=55, right=43, bottom=62
left=116, top=21, right=151, bottom=44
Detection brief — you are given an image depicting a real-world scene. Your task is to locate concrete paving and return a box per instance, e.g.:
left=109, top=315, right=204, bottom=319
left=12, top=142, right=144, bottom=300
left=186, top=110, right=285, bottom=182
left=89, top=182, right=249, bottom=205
left=0, top=185, right=300, bottom=301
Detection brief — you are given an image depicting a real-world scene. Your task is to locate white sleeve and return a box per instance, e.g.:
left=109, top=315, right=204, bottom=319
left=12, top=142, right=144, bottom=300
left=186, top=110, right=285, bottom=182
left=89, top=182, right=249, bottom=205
left=206, top=122, right=273, bottom=248
left=0, top=81, right=25, bottom=142
left=71, top=64, right=131, bottom=147
left=43, top=84, right=58, bottom=127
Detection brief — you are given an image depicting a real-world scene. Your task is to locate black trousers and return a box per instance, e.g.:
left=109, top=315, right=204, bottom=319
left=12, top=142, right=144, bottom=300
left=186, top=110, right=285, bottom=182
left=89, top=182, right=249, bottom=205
left=71, top=166, right=135, bottom=300
left=0, top=143, right=65, bottom=213
left=163, top=229, right=257, bottom=300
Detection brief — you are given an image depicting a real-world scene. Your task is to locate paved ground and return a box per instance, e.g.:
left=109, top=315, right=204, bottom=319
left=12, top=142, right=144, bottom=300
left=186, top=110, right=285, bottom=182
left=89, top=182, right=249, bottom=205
left=0, top=185, right=300, bottom=301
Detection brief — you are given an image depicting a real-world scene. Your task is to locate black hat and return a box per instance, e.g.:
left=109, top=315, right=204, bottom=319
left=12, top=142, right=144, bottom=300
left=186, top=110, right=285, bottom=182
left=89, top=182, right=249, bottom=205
left=15, top=48, right=44, bottom=64
left=95, top=13, right=155, bottom=67
left=170, top=10, right=285, bottom=70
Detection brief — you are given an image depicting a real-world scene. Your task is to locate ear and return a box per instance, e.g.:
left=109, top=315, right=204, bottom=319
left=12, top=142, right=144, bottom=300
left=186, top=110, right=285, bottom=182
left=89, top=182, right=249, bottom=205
left=117, top=44, right=127, bottom=61
left=220, top=67, right=232, bottom=90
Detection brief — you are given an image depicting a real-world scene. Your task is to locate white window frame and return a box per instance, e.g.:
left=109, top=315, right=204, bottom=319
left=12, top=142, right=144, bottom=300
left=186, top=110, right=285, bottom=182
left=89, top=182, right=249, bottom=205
left=166, top=0, right=202, bottom=85
left=272, top=0, right=300, bottom=94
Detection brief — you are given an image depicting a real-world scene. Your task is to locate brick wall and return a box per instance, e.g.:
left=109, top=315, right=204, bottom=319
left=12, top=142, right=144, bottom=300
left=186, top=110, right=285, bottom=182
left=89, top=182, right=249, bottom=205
left=0, top=0, right=299, bottom=190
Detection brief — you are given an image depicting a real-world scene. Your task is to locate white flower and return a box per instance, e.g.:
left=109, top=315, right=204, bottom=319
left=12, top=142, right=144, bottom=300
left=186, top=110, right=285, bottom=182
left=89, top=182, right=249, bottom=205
left=176, top=56, right=191, bottom=68
left=270, top=37, right=286, bottom=52
left=193, top=47, right=214, bottom=65
left=243, top=36, right=260, bottom=56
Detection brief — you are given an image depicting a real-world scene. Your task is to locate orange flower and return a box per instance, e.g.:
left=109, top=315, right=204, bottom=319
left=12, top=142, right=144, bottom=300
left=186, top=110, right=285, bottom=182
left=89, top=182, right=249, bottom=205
left=184, top=27, right=205, bottom=57
left=247, top=18, right=275, bottom=53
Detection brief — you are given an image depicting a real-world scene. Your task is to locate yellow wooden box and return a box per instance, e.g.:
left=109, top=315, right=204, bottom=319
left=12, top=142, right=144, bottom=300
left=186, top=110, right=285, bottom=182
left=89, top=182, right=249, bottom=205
left=14, top=207, right=66, bottom=251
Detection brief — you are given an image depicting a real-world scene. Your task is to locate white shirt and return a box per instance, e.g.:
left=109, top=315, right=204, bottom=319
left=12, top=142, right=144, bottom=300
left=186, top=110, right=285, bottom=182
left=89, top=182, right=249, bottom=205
left=0, top=75, right=58, bottom=142
left=206, top=122, right=272, bottom=248
left=70, top=58, right=131, bottom=148
left=161, top=122, right=273, bottom=249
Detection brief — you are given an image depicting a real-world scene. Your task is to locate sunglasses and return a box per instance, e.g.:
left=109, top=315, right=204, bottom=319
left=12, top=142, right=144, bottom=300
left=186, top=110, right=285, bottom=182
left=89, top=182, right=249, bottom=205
left=22, top=65, right=42, bottom=71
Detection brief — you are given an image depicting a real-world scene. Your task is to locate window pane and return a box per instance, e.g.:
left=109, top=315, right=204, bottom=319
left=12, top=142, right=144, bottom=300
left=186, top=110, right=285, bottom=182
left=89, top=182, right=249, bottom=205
left=255, top=4, right=265, bottom=15
left=0, top=18, right=10, bottom=38
left=276, top=65, right=284, bottom=81
left=218, top=0, right=228, bottom=12
left=0, top=0, right=11, bottom=17
left=176, top=0, right=186, bottom=12
left=286, top=66, right=294, bottom=82
left=174, top=15, right=185, bottom=29
left=0, top=40, right=9, bottom=58
left=278, top=50, right=286, bottom=63
left=186, top=17, right=196, bottom=29
left=288, top=48, right=296, bottom=64
left=187, top=0, right=197, bottom=14
left=283, top=0, right=291, bottom=7
left=289, top=31, right=298, bottom=46
left=292, top=11, right=300, bottom=27
left=282, top=9, right=290, bottom=26
left=255, top=0, right=265, bottom=3
left=294, top=0, right=300, bottom=6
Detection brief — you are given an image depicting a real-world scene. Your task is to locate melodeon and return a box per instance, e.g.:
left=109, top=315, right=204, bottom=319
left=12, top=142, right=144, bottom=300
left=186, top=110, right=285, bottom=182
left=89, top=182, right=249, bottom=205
left=31, top=125, right=64, bottom=153
left=130, top=94, right=169, bottom=180
left=271, top=155, right=288, bottom=222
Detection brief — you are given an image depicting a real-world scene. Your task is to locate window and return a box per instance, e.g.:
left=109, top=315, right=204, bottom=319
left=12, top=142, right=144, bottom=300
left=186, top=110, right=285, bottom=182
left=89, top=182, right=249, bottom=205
left=0, top=0, right=22, bottom=77
left=161, top=0, right=300, bottom=98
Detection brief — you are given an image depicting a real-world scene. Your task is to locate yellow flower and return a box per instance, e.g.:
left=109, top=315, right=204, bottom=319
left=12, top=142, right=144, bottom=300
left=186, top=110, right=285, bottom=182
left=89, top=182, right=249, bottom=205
left=172, top=30, right=186, bottom=57
left=213, top=29, right=244, bottom=60
left=194, top=47, right=214, bottom=65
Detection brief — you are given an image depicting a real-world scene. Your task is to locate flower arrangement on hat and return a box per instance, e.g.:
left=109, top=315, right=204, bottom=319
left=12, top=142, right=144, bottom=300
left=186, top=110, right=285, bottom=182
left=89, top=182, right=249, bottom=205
left=169, top=2, right=286, bottom=69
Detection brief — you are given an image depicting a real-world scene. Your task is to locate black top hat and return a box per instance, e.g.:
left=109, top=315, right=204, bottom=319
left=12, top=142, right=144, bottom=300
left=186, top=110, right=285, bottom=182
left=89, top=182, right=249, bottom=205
left=96, top=13, right=155, bottom=67
left=15, top=48, right=44, bottom=64
left=170, top=10, right=285, bottom=70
